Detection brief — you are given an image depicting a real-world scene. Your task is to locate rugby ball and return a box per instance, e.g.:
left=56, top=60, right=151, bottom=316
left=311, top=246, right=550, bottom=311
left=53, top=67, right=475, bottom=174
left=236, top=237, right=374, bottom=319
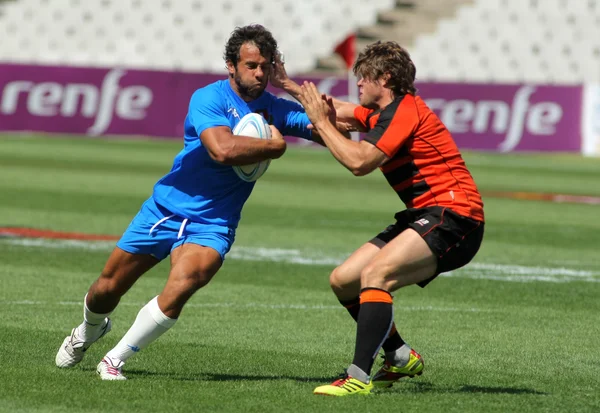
left=231, top=113, right=272, bottom=182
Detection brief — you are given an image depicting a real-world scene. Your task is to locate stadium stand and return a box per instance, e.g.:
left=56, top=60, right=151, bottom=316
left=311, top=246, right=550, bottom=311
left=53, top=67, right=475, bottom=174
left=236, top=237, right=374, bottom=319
left=0, top=0, right=598, bottom=83
left=316, top=0, right=472, bottom=72
left=0, top=0, right=395, bottom=74
left=408, top=0, right=600, bottom=83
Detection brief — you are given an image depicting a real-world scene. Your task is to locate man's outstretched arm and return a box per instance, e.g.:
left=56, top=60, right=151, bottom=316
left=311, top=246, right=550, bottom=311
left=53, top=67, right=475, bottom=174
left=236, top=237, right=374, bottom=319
left=270, top=52, right=365, bottom=135
left=297, top=81, right=388, bottom=176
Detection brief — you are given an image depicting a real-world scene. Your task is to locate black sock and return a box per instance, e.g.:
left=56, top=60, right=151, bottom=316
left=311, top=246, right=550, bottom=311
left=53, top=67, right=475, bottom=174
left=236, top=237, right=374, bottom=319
left=339, top=296, right=405, bottom=353
left=339, top=297, right=360, bottom=321
left=382, top=325, right=405, bottom=353
left=351, top=288, right=394, bottom=377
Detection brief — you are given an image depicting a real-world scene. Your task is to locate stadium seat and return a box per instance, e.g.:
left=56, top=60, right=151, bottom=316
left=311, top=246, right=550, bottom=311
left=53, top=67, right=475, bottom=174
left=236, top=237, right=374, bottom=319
left=1, top=0, right=599, bottom=82
left=0, top=0, right=395, bottom=74
left=407, top=0, right=600, bottom=83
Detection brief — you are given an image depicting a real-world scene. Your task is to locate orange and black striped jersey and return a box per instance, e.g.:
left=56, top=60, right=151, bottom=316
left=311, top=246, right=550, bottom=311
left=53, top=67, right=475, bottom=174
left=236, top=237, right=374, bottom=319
left=354, top=94, right=484, bottom=222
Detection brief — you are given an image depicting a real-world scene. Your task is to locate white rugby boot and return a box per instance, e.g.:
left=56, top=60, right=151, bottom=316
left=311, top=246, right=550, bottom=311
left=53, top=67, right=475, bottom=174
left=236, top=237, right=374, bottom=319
left=97, top=356, right=127, bottom=380
left=55, top=318, right=112, bottom=368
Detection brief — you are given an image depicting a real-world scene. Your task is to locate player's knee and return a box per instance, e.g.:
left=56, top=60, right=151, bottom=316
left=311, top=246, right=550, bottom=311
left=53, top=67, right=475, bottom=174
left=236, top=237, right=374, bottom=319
left=360, top=263, right=387, bottom=286
left=329, top=266, right=349, bottom=293
left=178, top=268, right=215, bottom=292
left=93, top=273, right=124, bottom=297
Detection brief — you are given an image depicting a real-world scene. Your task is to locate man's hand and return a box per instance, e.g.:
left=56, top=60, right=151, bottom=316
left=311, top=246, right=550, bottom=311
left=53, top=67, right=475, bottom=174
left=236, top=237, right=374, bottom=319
left=270, top=51, right=288, bottom=90
left=326, top=94, right=338, bottom=128
left=268, top=124, right=287, bottom=157
left=298, top=81, right=333, bottom=128
left=269, top=124, right=284, bottom=141
left=270, top=51, right=306, bottom=100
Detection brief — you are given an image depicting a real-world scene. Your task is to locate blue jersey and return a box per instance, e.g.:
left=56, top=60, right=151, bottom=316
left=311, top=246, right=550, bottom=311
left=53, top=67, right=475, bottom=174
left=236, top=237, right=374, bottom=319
left=152, top=79, right=312, bottom=228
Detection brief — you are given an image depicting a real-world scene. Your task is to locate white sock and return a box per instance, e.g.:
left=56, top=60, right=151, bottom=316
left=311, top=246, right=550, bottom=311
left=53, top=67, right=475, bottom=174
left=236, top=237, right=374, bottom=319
left=77, top=294, right=111, bottom=342
left=106, top=296, right=176, bottom=363
left=347, top=364, right=370, bottom=384
left=386, top=344, right=412, bottom=367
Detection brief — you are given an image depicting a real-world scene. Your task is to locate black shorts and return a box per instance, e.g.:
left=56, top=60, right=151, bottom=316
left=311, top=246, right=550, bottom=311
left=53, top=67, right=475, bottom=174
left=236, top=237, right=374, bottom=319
left=375, top=206, right=484, bottom=287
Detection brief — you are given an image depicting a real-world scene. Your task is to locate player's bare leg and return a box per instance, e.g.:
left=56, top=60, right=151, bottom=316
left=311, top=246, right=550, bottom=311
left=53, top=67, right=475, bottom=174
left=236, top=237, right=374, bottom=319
left=315, top=229, right=436, bottom=395
left=87, top=247, right=161, bottom=312
left=157, top=243, right=223, bottom=318
left=328, top=238, right=418, bottom=384
left=356, top=230, right=436, bottom=387
left=351, top=229, right=435, bottom=386
left=329, top=240, right=383, bottom=301
left=56, top=248, right=159, bottom=368
left=363, top=229, right=438, bottom=291
left=97, top=244, right=222, bottom=380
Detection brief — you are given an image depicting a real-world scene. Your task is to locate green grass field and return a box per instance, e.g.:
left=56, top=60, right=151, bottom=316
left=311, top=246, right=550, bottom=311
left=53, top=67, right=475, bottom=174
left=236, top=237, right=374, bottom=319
left=1, top=135, right=599, bottom=412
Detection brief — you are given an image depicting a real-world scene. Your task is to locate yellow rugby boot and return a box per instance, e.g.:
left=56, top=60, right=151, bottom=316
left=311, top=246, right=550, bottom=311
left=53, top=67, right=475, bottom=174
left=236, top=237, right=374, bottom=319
left=372, top=349, right=424, bottom=388
left=313, top=373, right=374, bottom=396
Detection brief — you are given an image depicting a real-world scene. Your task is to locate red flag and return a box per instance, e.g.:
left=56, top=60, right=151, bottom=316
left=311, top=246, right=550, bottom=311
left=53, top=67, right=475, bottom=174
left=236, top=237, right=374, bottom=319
left=334, top=34, right=356, bottom=70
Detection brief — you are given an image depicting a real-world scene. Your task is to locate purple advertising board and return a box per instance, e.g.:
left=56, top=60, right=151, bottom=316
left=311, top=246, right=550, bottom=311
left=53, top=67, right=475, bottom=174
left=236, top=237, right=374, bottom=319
left=0, top=63, right=348, bottom=144
left=417, top=83, right=583, bottom=152
left=0, top=63, right=584, bottom=152
left=0, top=63, right=221, bottom=139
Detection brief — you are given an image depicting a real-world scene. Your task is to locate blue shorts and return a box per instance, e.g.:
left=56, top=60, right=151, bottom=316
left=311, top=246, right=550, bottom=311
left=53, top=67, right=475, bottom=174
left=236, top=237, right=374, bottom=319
left=116, top=197, right=236, bottom=262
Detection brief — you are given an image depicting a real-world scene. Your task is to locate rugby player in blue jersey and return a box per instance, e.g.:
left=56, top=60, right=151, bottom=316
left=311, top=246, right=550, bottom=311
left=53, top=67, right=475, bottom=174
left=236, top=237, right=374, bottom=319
left=55, top=25, right=317, bottom=380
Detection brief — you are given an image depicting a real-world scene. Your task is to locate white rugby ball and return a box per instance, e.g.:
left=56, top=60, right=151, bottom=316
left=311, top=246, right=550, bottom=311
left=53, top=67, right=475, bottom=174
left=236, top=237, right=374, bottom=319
left=231, top=113, right=272, bottom=182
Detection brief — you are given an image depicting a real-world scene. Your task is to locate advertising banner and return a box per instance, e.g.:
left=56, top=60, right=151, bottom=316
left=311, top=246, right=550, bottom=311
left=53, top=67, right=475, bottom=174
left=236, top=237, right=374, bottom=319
left=0, top=63, right=220, bottom=138
left=582, top=83, right=600, bottom=156
left=0, top=63, right=348, bottom=143
left=0, top=63, right=585, bottom=153
left=417, top=83, right=583, bottom=152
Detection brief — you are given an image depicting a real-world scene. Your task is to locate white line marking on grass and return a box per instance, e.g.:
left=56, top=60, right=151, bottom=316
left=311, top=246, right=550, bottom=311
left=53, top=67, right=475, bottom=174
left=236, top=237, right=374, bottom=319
left=547, top=259, right=595, bottom=266
left=552, top=194, right=600, bottom=205
left=2, top=300, right=484, bottom=313
left=228, top=246, right=345, bottom=266
left=467, top=263, right=596, bottom=277
left=445, top=274, right=600, bottom=283
left=2, top=237, right=599, bottom=283
left=2, top=238, right=114, bottom=250
left=446, top=263, right=600, bottom=283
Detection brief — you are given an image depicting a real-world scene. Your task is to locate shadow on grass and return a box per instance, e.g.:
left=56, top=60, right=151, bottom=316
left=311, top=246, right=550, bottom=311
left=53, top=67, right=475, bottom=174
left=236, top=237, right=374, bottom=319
left=458, top=385, right=548, bottom=395
left=116, top=368, right=333, bottom=383
left=81, top=367, right=547, bottom=395
left=387, top=381, right=547, bottom=396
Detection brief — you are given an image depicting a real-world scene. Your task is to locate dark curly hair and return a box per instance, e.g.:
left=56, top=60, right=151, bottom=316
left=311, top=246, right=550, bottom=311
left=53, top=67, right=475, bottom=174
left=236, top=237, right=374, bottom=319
left=352, top=41, right=417, bottom=96
left=224, top=24, right=278, bottom=67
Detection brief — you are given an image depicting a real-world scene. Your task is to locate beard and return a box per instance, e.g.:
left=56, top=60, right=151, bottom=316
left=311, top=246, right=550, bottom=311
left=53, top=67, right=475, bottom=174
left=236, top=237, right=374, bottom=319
left=234, top=72, right=266, bottom=100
